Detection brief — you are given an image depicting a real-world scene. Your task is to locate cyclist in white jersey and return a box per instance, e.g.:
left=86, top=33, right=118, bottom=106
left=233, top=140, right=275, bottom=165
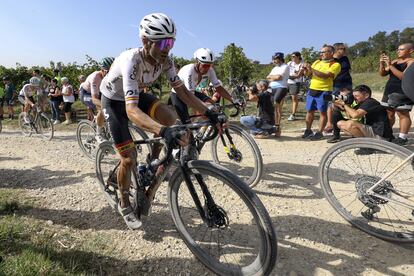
left=99, top=13, right=219, bottom=230
left=170, top=48, right=237, bottom=123
left=18, top=77, right=42, bottom=123
left=81, top=57, right=114, bottom=140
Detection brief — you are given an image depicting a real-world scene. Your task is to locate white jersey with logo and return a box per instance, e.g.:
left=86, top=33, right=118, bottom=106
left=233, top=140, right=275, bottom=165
left=100, top=47, right=182, bottom=104
left=81, top=71, right=104, bottom=98
left=19, top=84, right=42, bottom=98
left=171, top=64, right=221, bottom=93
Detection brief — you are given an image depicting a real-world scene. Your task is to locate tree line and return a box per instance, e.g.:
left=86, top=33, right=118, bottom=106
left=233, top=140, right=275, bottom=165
left=1, top=27, right=413, bottom=93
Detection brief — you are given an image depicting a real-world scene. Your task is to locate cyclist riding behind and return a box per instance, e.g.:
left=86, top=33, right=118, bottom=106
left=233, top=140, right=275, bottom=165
left=80, top=57, right=114, bottom=142
left=170, top=48, right=239, bottom=124
left=99, top=13, right=219, bottom=230
left=18, top=77, right=42, bottom=123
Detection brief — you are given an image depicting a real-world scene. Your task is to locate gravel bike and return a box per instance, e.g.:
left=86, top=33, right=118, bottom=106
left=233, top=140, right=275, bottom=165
left=95, top=117, right=277, bottom=276
left=18, top=104, right=54, bottom=140
left=195, top=102, right=263, bottom=187
left=319, top=138, right=414, bottom=242
left=76, top=118, right=151, bottom=161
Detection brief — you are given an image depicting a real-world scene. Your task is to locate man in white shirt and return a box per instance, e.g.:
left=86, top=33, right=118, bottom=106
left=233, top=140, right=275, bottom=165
left=266, top=52, right=289, bottom=137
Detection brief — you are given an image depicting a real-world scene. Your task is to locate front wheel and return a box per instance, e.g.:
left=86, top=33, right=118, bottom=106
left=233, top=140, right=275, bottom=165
left=18, top=112, right=33, bottom=137
left=211, top=124, right=263, bottom=187
left=168, top=160, right=277, bottom=275
left=76, top=120, right=98, bottom=160
left=319, top=138, right=414, bottom=243
left=38, top=113, right=54, bottom=140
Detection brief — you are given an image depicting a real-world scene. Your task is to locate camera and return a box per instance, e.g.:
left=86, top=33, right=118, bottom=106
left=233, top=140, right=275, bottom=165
left=323, top=94, right=348, bottom=102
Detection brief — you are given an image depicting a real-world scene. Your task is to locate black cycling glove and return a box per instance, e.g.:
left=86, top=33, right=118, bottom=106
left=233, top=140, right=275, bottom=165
left=159, top=126, right=179, bottom=147
left=204, top=109, right=219, bottom=125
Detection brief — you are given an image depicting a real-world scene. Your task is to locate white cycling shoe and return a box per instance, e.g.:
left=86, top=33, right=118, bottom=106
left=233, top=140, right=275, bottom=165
left=118, top=203, right=142, bottom=230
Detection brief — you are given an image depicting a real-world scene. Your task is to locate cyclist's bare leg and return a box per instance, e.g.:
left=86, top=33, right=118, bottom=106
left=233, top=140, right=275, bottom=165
left=117, top=148, right=137, bottom=209
left=87, top=107, right=94, bottom=121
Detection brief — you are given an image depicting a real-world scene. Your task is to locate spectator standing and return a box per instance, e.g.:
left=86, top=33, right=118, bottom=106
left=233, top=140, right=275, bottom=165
left=325, top=43, right=353, bottom=133
left=3, top=77, right=16, bottom=120
left=333, top=85, right=393, bottom=141
left=48, top=78, right=62, bottom=124
left=379, top=43, right=414, bottom=145
left=266, top=52, right=289, bottom=137
left=287, top=51, right=305, bottom=121
left=0, top=83, right=5, bottom=120
left=61, top=77, right=75, bottom=125
left=240, top=80, right=275, bottom=138
left=302, top=45, right=341, bottom=140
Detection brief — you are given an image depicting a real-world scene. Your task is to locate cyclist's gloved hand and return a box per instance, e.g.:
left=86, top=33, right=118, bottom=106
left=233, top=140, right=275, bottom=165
left=204, top=108, right=219, bottom=125
left=159, top=126, right=188, bottom=147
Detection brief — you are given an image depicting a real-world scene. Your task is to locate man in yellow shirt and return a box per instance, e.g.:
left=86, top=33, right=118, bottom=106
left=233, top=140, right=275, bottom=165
left=302, top=45, right=341, bottom=140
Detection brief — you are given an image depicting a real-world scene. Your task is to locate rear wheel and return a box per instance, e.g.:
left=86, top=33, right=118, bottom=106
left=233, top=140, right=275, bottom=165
left=168, top=160, right=277, bottom=275
left=211, top=124, right=263, bottom=187
left=18, top=112, right=33, bottom=137
left=319, top=138, right=414, bottom=242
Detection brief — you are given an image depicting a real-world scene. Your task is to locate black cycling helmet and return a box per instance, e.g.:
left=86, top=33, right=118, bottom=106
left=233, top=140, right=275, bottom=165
left=100, top=57, right=115, bottom=70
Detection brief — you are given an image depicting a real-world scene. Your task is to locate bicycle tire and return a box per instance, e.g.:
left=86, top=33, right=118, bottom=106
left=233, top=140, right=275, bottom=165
left=319, top=138, right=414, bottom=243
left=211, top=124, right=263, bottom=187
left=76, top=120, right=98, bottom=160
left=18, top=112, right=33, bottom=137
left=168, top=160, right=277, bottom=275
left=38, top=113, right=54, bottom=140
left=95, top=141, right=119, bottom=209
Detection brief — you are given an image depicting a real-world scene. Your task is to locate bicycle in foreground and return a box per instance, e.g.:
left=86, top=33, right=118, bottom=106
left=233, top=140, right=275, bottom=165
left=195, top=102, right=263, bottom=187
left=319, top=137, right=414, bottom=242
left=18, top=103, right=54, bottom=140
left=95, top=116, right=277, bottom=276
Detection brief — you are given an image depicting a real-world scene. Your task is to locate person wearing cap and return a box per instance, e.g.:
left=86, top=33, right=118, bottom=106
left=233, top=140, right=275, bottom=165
left=301, top=45, right=341, bottom=140
left=266, top=52, right=289, bottom=137
left=2, top=77, right=16, bottom=120
left=287, top=51, right=305, bottom=121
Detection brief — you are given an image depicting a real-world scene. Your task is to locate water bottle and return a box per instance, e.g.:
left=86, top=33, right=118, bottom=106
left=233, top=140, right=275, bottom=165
left=137, top=162, right=146, bottom=177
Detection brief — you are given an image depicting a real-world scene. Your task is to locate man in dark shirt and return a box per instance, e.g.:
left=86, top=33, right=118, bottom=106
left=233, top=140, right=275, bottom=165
left=333, top=85, right=393, bottom=140
left=240, top=80, right=275, bottom=138
left=2, top=77, right=16, bottom=120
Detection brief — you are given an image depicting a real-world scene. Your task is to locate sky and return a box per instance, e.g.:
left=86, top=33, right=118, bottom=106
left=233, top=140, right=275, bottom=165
left=1, top=0, right=413, bottom=68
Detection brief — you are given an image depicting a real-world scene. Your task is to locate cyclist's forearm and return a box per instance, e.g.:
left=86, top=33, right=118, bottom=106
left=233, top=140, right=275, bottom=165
left=215, top=86, right=233, bottom=102
left=175, top=85, right=208, bottom=113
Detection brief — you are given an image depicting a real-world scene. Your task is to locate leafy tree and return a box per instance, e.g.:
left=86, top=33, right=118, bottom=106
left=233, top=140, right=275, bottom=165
left=216, top=43, right=253, bottom=86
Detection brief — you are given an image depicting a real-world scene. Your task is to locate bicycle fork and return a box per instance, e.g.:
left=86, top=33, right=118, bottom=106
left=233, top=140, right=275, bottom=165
left=220, top=128, right=242, bottom=162
left=180, top=165, right=229, bottom=228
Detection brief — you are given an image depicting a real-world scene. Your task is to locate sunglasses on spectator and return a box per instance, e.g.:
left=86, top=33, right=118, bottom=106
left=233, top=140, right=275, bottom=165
left=397, top=48, right=406, bottom=51
left=151, top=38, right=175, bottom=51
left=337, top=47, right=346, bottom=50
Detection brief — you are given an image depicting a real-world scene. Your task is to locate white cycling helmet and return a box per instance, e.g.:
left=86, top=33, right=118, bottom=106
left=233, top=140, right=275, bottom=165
left=29, top=77, right=41, bottom=87
left=194, top=48, right=215, bottom=64
left=139, top=13, right=176, bottom=40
